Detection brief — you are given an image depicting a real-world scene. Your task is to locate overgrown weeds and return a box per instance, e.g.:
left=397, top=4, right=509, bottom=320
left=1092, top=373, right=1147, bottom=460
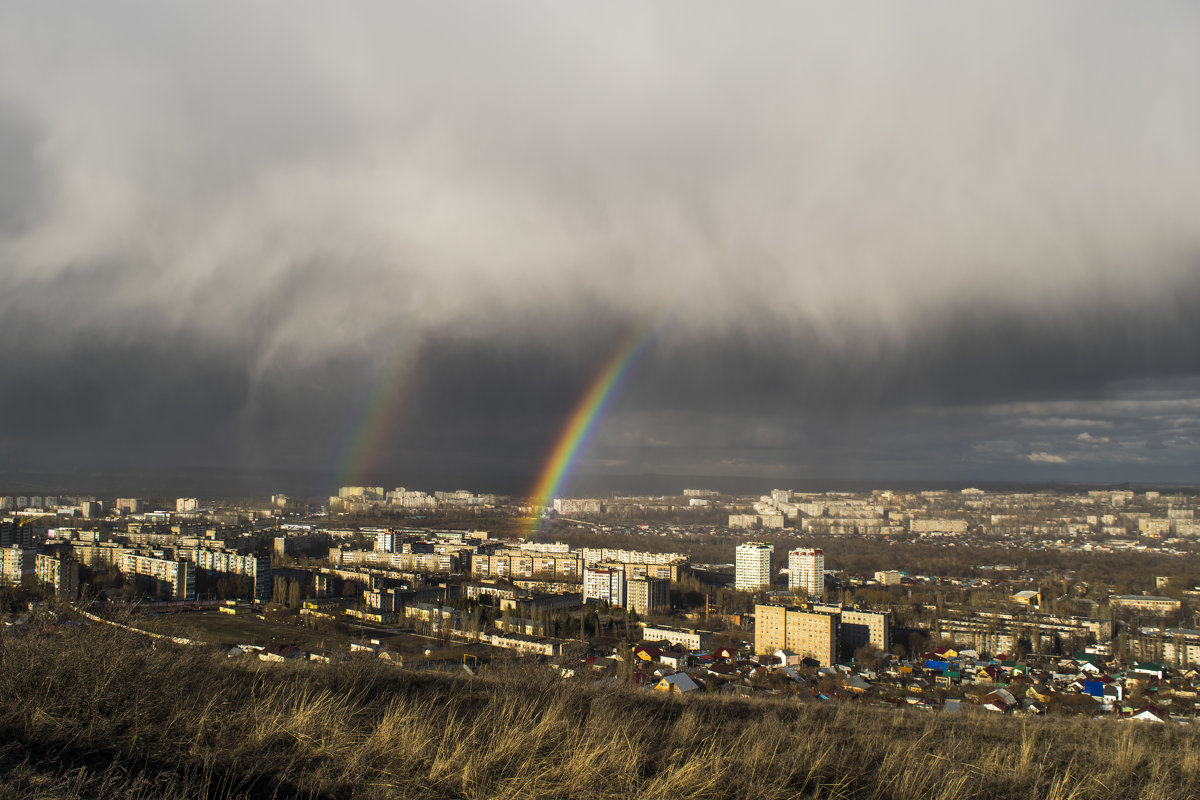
left=1, top=622, right=1198, bottom=799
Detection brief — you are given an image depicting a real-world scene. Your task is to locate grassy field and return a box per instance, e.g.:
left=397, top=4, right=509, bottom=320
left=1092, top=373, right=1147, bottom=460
left=134, top=608, right=351, bottom=650
left=131, top=608, right=496, bottom=664
left=2, top=618, right=1199, bottom=799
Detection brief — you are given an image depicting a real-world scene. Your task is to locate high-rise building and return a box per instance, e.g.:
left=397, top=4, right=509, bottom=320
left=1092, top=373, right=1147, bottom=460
left=115, top=498, right=143, bottom=514
left=754, top=603, right=838, bottom=665
left=787, top=548, right=824, bottom=598
left=0, top=519, right=32, bottom=550
left=626, top=577, right=670, bottom=615
left=376, top=530, right=402, bottom=553
left=119, top=552, right=195, bottom=600
left=35, top=554, right=79, bottom=599
left=191, top=548, right=272, bottom=601
left=735, top=542, right=773, bottom=591
left=0, top=545, right=34, bottom=585
left=175, top=498, right=199, bottom=513
left=338, top=486, right=383, bottom=500
left=839, top=608, right=891, bottom=658
left=582, top=566, right=626, bottom=607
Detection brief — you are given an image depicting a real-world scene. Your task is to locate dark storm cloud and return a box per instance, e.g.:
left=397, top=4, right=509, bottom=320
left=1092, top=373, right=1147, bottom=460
left=1, top=2, right=1200, bottom=488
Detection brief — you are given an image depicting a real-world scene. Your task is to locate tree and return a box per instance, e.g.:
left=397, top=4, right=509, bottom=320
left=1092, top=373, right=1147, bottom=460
left=854, top=643, right=883, bottom=669
left=617, top=644, right=635, bottom=684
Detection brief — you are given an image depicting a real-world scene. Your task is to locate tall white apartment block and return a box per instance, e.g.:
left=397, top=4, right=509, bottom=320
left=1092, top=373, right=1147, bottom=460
left=0, top=545, right=34, bottom=585
left=788, top=547, right=825, bottom=598
left=582, top=566, right=626, bottom=607
left=176, top=498, right=199, bottom=513
left=376, top=530, right=402, bottom=553
left=735, top=541, right=773, bottom=591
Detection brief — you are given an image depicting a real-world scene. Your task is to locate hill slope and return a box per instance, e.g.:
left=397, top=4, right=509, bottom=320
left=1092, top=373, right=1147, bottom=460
left=1, top=620, right=1197, bottom=799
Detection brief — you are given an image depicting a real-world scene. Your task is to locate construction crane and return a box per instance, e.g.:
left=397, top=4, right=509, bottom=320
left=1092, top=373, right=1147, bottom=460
left=1, top=512, right=54, bottom=549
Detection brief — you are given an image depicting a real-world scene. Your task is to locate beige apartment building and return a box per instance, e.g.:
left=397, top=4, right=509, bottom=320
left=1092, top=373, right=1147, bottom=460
left=755, top=603, right=838, bottom=665
left=839, top=608, right=892, bottom=656
left=626, top=576, right=670, bottom=615
left=471, top=549, right=686, bottom=583
left=118, top=552, right=195, bottom=600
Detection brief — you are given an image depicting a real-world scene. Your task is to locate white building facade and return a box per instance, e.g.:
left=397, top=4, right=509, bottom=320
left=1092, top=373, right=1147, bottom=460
left=788, top=547, right=824, bottom=597
left=735, top=542, right=773, bottom=591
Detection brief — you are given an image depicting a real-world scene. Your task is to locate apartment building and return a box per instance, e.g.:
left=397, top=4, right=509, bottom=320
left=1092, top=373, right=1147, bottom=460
left=486, top=631, right=564, bottom=657
left=471, top=547, right=687, bottom=583
left=552, top=498, right=604, bottom=515
left=72, top=541, right=130, bottom=568
left=873, top=570, right=902, bottom=586
left=1162, top=629, right=1200, bottom=668
left=787, top=548, right=824, bottom=598
left=735, top=542, right=773, bottom=591
left=626, top=576, right=670, bottom=615
left=499, top=592, right=581, bottom=615
left=35, top=553, right=79, bottom=599
left=119, top=552, right=195, bottom=600
left=578, top=547, right=688, bottom=568
left=114, top=498, right=143, bottom=514
left=839, top=608, right=891, bottom=656
left=470, top=551, right=581, bottom=580
left=754, top=603, right=838, bottom=665
left=640, top=625, right=715, bottom=651
left=375, top=531, right=402, bottom=553
left=0, top=519, right=33, bottom=550
left=937, top=610, right=1111, bottom=655
left=582, top=567, right=626, bottom=607
left=1110, top=595, right=1182, bottom=615
left=0, top=545, right=34, bottom=586
left=335, top=548, right=461, bottom=574
left=191, top=547, right=272, bottom=601
left=909, top=519, right=968, bottom=535
left=1138, top=518, right=1172, bottom=538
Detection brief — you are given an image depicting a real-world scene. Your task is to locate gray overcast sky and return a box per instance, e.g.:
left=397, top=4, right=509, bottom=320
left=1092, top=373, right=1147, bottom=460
left=2, top=3, right=1200, bottom=494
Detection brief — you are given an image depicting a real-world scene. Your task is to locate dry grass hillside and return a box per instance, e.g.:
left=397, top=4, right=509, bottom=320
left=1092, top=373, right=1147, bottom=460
left=2, top=619, right=1199, bottom=799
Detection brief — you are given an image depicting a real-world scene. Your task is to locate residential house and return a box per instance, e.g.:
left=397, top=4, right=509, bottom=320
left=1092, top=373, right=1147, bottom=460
left=654, top=673, right=700, bottom=693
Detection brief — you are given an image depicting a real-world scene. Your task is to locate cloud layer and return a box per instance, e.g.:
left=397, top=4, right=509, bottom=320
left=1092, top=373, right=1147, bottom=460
left=1, top=3, right=1199, bottom=489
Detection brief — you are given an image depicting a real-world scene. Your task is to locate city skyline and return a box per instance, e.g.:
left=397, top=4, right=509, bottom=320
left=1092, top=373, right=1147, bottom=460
left=2, top=4, right=1200, bottom=489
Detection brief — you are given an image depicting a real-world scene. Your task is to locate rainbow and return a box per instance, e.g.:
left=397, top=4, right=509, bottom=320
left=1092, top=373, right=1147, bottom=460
left=525, top=325, right=657, bottom=539
left=333, top=343, right=422, bottom=492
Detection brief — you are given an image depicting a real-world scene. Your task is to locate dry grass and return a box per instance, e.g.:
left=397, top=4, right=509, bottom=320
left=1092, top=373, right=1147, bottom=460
left=2, top=621, right=1199, bottom=799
